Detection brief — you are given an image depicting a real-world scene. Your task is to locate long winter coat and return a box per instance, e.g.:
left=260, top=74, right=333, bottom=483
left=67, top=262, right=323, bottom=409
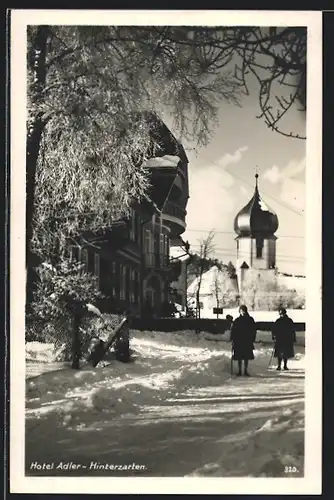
left=272, top=315, right=296, bottom=359
left=114, top=325, right=130, bottom=362
left=230, top=314, right=257, bottom=361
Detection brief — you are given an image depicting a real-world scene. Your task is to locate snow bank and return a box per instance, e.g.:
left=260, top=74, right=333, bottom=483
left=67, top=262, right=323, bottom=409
left=26, top=342, right=56, bottom=363
left=188, top=406, right=304, bottom=477
left=26, top=357, right=132, bottom=399
left=26, top=330, right=235, bottom=424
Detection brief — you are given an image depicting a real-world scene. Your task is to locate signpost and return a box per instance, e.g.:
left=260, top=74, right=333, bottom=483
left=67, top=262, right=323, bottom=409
left=213, top=307, right=223, bottom=318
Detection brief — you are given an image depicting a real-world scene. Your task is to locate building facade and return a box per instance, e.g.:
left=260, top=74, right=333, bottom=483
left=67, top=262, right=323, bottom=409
left=69, top=113, right=189, bottom=317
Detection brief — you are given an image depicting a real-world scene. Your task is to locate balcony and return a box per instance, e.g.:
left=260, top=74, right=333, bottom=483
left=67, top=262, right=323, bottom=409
left=144, top=253, right=170, bottom=269
left=162, top=201, right=187, bottom=236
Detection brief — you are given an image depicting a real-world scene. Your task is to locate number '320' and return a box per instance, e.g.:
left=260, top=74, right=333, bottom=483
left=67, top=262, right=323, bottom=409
left=284, top=466, right=299, bottom=473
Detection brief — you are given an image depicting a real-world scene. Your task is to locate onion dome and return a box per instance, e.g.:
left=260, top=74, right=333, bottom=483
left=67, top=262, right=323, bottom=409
left=234, top=174, right=279, bottom=237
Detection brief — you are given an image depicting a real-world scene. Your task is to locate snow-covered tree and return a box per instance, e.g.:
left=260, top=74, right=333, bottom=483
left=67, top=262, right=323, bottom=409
left=189, top=231, right=216, bottom=319
left=28, top=257, right=103, bottom=368
left=226, top=261, right=237, bottom=279
left=240, top=274, right=305, bottom=311
left=27, top=26, right=242, bottom=265
left=211, top=266, right=236, bottom=316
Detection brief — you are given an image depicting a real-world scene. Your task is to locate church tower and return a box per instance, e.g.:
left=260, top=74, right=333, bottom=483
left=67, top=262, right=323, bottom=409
left=234, top=174, right=279, bottom=292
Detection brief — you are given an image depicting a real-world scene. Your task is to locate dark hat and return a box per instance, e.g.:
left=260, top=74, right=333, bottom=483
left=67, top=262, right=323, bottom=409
left=239, top=305, right=248, bottom=313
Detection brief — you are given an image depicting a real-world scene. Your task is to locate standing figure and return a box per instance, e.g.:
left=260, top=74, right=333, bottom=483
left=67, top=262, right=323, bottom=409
left=114, top=311, right=131, bottom=363
left=230, top=305, right=257, bottom=376
left=114, top=325, right=130, bottom=362
left=272, top=307, right=296, bottom=370
left=225, top=315, right=234, bottom=338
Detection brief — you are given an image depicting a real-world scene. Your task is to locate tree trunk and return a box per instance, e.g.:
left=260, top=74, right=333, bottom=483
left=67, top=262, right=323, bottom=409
left=26, top=26, right=49, bottom=307
left=196, top=287, right=201, bottom=320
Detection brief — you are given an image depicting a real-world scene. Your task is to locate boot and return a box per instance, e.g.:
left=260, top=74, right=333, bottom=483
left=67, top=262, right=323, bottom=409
left=277, top=357, right=282, bottom=371
left=283, top=365, right=289, bottom=371
left=244, top=371, right=250, bottom=377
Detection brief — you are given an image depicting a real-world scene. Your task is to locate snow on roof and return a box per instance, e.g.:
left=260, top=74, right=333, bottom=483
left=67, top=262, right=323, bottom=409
left=142, top=155, right=181, bottom=169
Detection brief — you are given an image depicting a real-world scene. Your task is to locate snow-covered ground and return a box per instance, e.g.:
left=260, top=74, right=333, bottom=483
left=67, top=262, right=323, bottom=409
left=25, top=330, right=305, bottom=478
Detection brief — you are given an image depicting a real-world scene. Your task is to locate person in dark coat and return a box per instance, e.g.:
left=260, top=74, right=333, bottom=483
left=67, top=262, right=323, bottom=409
left=230, top=305, right=257, bottom=376
left=272, top=307, right=296, bottom=370
left=114, top=310, right=131, bottom=363
left=114, top=325, right=130, bottom=362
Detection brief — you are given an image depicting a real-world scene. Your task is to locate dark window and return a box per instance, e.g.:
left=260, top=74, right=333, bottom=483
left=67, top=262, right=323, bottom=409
left=160, top=233, right=164, bottom=256
left=134, top=270, right=140, bottom=304
left=111, top=261, right=117, bottom=298
left=120, top=264, right=127, bottom=300
left=129, top=268, right=136, bottom=304
left=256, top=237, right=264, bottom=258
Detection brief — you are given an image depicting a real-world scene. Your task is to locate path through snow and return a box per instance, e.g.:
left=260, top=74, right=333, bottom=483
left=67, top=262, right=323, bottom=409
left=25, top=331, right=305, bottom=477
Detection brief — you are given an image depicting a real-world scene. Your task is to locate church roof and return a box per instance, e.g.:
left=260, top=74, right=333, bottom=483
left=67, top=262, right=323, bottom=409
left=234, top=174, right=279, bottom=237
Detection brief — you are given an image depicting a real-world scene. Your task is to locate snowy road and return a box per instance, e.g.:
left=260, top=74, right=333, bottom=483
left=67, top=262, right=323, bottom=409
left=25, top=331, right=305, bottom=477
